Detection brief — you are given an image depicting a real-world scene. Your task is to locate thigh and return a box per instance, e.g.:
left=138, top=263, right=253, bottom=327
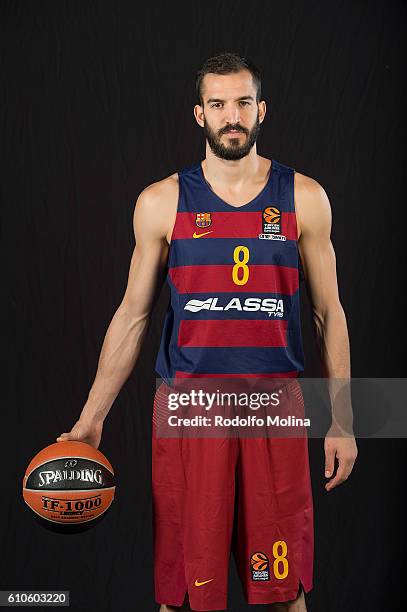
left=232, top=381, right=314, bottom=606
left=152, top=382, right=240, bottom=611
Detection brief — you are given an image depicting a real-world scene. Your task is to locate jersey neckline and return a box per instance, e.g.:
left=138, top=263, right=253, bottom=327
left=197, top=159, right=273, bottom=211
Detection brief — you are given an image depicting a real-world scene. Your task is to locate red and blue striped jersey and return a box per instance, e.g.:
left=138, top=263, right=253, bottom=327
left=155, top=159, right=304, bottom=380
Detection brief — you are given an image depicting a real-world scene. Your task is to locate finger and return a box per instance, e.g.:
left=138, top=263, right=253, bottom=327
left=56, top=432, right=75, bottom=441
left=340, top=458, right=355, bottom=482
left=326, top=459, right=351, bottom=491
left=324, top=446, right=336, bottom=478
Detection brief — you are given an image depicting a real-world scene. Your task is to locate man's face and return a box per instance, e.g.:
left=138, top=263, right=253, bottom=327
left=198, top=70, right=264, bottom=161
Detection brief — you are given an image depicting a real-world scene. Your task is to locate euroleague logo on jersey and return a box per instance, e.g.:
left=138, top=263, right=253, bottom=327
left=263, top=206, right=281, bottom=231
left=259, top=206, right=286, bottom=241
left=184, top=296, right=284, bottom=318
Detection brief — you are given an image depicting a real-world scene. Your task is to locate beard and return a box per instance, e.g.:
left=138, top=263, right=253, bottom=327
left=203, top=112, right=261, bottom=161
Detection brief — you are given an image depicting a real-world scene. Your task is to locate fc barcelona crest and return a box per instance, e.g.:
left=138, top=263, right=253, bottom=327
left=195, top=212, right=212, bottom=228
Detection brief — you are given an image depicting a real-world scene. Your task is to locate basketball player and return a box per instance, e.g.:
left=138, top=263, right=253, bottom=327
left=56, top=53, right=358, bottom=611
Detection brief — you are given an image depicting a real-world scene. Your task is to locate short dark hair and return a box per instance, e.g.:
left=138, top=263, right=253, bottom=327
left=196, top=52, right=262, bottom=106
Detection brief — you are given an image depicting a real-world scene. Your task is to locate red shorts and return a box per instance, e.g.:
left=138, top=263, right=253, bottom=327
left=152, top=379, right=314, bottom=611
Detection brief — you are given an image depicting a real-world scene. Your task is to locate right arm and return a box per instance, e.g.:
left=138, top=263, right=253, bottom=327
left=56, top=178, right=177, bottom=447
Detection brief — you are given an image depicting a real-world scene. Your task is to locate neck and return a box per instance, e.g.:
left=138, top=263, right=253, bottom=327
left=202, top=148, right=269, bottom=190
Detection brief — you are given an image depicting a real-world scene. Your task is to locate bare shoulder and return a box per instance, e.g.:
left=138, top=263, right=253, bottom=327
left=139, top=172, right=179, bottom=201
left=133, top=172, right=179, bottom=243
left=294, top=171, right=331, bottom=239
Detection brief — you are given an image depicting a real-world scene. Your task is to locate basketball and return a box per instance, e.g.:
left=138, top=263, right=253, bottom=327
left=22, top=440, right=115, bottom=526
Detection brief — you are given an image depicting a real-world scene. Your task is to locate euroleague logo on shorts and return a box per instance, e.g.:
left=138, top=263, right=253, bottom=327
left=250, top=551, right=270, bottom=581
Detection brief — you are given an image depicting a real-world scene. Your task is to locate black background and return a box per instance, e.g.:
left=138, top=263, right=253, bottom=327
left=1, top=1, right=405, bottom=610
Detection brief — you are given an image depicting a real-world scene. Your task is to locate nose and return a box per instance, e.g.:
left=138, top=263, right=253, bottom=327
left=224, top=103, right=241, bottom=126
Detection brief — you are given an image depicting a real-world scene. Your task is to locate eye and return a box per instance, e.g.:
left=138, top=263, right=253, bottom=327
left=210, top=103, right=223, bottom=108
left=239, top=101, right=250, bottom=106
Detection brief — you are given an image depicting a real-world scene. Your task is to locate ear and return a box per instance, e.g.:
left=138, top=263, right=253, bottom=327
left=194, top=104, right=205, bottom=128
left=258, top=100, right=267, bottom=124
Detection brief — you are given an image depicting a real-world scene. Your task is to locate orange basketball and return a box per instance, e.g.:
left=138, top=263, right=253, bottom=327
left=22, top=441, right=115, bottom=526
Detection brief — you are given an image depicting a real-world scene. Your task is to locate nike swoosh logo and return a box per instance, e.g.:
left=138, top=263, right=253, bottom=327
left=192, top=231, right=213, bottom=238
left=194, top=579, right=214, bottom=587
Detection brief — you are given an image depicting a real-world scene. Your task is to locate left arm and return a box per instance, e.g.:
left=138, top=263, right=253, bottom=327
left=294, top=172, right=358, bottom=491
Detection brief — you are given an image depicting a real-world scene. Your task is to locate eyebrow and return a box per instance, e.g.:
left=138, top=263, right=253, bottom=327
left=206, top=95, right=256, bottom=104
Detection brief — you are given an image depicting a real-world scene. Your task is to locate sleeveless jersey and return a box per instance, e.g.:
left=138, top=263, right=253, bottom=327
left=154, top=159, right=305, bottom=381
